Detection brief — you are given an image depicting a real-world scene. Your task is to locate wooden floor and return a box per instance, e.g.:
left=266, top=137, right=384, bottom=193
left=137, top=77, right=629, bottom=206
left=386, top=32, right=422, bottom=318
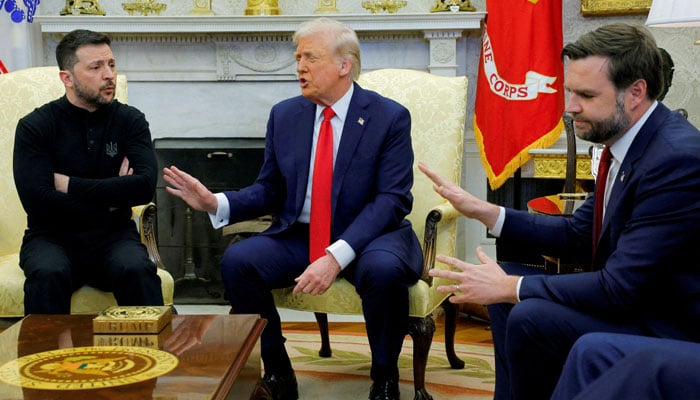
left=282, top=311, right=493, bottom=345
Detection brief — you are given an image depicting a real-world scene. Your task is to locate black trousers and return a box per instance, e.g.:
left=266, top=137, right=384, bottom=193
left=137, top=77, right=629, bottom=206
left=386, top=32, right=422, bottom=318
left=19, top=223, right=163, bottom=315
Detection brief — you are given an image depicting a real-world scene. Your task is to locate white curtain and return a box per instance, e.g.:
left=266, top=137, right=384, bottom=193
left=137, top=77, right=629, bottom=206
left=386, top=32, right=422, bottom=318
left=0, top=0, right=40, bottom=72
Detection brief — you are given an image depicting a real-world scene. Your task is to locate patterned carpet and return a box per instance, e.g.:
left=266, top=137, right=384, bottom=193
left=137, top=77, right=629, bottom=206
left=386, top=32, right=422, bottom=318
left=284, top=330, right=495, bottom=399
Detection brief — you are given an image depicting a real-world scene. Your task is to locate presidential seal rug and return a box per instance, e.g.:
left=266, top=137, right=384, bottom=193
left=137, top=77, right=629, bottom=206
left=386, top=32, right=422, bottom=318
left=284, top=331, right=495, bottom=399
left=0, top=346, right=178, bottom=390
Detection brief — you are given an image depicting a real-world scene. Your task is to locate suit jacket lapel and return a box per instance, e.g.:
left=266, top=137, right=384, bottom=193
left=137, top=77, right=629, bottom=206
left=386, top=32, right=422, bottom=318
left=333, top=83, right=370, bottom=201
left=293, top=101, right=317, bottom=213
left=603, top=103, right=669, bottom=230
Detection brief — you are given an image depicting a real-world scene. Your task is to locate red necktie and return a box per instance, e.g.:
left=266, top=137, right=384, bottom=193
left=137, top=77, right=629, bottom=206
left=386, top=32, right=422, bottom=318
left=592, top=146, right=611, bottom=262
left=309, top=107, right=335, bottom=262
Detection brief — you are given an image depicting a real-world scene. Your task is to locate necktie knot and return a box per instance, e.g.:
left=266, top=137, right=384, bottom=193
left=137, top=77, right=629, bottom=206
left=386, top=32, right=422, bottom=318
left=323, top=107, right=335, bottom=121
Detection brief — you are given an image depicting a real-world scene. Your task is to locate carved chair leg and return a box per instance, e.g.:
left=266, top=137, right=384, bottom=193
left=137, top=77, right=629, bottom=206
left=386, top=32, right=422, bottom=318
left=408, top=315, right=435, bottom=400
left=314, top=312, right=332, bottom=357
left=441, top=299, right=465, bottom=369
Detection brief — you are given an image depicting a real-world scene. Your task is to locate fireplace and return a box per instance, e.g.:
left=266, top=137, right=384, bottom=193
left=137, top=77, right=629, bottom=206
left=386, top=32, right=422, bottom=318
left=154, top=137, right=266, bottom=304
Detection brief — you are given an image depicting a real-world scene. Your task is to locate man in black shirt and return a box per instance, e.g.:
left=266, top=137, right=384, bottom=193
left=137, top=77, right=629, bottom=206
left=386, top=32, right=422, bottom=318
left=13, top=29, right=163, bottom=314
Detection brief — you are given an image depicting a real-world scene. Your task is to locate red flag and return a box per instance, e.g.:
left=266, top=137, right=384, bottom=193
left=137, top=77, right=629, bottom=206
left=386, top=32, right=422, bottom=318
left=0, top=59, right=7, bottom=74
left=474, top=0, right=565, bottom=190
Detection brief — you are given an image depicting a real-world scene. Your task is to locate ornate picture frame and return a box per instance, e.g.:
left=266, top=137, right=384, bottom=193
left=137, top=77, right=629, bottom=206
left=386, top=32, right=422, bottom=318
left=580, top=0, right=651, bottom=16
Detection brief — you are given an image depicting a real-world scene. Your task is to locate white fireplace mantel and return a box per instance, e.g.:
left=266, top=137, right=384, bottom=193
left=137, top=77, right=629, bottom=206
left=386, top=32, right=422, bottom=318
left=34, top=12, right=486, bottom=33
left=36, top=13, right=485, bottom=79
left=36, top=13, right=485, bottom=34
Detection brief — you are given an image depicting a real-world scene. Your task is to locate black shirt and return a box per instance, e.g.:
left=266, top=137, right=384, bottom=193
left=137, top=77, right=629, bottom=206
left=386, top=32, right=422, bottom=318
left=13, top=96, right=157, bottom=234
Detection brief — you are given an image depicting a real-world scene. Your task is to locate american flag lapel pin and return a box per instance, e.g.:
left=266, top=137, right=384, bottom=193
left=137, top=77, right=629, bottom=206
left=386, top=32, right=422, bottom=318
left=358, top=117, right=365, bottom=126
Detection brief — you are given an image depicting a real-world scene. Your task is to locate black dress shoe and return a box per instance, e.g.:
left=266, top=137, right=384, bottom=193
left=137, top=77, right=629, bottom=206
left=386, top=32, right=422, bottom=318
left=263, top=371, right=299, bottom=400
left=369, top=379, right=400, bottom=400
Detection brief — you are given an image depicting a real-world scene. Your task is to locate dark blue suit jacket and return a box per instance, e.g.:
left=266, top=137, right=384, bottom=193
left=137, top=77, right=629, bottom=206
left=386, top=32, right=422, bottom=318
left=499, top=103, right=700, bottom=341
left=222, top=82, right=423, bottom=273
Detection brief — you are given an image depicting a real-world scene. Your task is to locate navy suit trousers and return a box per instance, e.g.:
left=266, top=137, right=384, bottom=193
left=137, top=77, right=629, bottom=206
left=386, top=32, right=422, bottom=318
left=487, top=263, right=648, bottom=400
left=552, top=332, right=700, bottom=400
left=220, top=223, right=417, bottom=382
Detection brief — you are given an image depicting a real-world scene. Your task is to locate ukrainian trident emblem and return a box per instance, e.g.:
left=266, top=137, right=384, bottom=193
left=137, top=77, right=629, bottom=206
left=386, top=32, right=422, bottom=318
left=106, top=142, right=118, bottom=158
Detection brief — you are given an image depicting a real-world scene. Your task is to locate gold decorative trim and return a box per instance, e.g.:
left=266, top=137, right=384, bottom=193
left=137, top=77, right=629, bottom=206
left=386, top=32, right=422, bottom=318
left=532, top=154, right=593, bottom=180
left=315, top=0, right=339, bottom=14
left=60, top=0, right=106, bottom=15
left=189, top=0, right=214, bottom=15
left=581, top=0, right=651, bottom=16
left=430, top=0, right=475, bottom=13
left=245, top=0, right=280, bottom=16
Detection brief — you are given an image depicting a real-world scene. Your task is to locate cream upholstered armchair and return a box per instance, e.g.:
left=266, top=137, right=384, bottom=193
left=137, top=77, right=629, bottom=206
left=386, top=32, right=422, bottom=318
left=0, top=66, right=174, bottom=318
left=271, top=68, right=468, bottom=400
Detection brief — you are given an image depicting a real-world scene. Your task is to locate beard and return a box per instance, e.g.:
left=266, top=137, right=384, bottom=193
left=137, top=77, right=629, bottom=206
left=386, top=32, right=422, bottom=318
left=73, top=77, right=115, bottom=109
left=574, top=91, right=630, bottom=144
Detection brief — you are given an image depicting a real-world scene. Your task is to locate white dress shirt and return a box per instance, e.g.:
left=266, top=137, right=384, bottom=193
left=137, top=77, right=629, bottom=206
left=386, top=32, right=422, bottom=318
left=208, top=86, right=357, bottom=269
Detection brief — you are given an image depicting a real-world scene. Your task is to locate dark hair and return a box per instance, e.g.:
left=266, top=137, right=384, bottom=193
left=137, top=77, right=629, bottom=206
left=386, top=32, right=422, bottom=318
left=56, top=29, right=111, bottom=71
left=561, top=23, right=664, bottom=100
left=657, top=47, right=675, bottom=101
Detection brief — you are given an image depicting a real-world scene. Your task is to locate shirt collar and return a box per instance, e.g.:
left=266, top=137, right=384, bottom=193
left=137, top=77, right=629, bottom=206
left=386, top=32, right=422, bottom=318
left=609, top=100, right=658, bottom=163
left=315, top=84, right=354, bottom=124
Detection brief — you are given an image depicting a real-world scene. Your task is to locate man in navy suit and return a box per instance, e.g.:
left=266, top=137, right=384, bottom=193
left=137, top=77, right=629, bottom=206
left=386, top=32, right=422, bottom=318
left=420, top=23, right=700, bottom=399
left=164, top=17, right=422, bottom=400
left=552, top=333, right=700, bottom=399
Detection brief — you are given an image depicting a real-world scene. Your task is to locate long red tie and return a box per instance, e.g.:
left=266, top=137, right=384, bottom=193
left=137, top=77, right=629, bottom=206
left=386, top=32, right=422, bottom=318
left=309, top=107, right=335, bottom=262
left=592, top=146, right=611, bottom=263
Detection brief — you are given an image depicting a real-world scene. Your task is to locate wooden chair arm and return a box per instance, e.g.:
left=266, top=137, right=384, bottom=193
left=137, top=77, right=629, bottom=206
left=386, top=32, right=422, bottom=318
left=421, top=201, right=461, bottom=282
left=132, top=202, right=166, bottom=270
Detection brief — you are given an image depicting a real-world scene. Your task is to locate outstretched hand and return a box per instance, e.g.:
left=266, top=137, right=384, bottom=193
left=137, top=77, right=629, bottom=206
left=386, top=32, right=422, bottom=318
left=163, top=165, right=218, bottom=214
left=429, top=247, right=520, bottom=305
left=418, top=161, right=500, bottom=231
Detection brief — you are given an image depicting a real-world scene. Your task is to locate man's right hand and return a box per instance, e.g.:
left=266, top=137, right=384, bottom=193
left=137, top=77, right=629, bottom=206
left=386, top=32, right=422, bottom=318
left=163, top=165, right=218, bottom=214
left=418, top=161, right=500, bottom=230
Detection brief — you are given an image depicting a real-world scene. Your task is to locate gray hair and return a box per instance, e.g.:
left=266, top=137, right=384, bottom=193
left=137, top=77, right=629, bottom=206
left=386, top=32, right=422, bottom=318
left=293, top=17, right=361, bottom=80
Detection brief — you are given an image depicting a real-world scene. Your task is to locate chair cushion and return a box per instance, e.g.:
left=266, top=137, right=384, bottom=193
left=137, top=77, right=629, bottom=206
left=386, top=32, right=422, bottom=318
left=0, top=253, right=174, bottom=318
left=272, top=277, right=448, bottom=318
